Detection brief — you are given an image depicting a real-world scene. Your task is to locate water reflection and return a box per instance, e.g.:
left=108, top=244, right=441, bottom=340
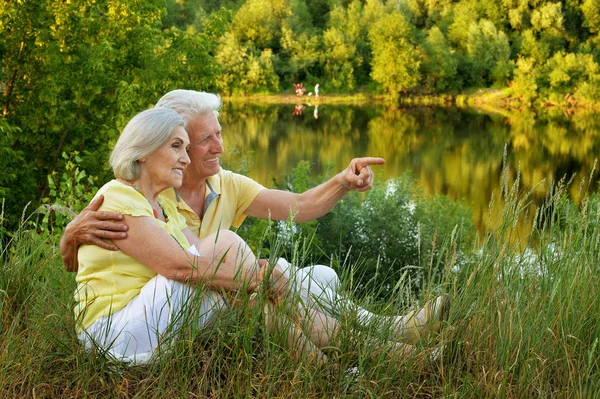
left=220, top=102, right=600, bottom=234
left=292, top=103, right=305, bottom=116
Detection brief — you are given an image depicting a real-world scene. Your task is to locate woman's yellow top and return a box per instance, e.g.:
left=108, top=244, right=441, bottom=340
left=74, top=180, right=190, bottom=333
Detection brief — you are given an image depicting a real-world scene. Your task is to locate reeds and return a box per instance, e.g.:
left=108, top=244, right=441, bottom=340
left=1, top=166, right=599, bottom=397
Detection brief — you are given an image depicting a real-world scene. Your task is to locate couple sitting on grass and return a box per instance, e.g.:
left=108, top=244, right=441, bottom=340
left=61, top=90, right=450, bottom=366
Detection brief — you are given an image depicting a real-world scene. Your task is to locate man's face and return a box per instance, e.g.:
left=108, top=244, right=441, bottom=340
left=184, top=112, right=224, bottom=182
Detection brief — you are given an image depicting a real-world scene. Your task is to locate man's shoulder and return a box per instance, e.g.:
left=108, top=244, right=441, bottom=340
left=213, top=168, right=256, bottom=185
left=217, top=168, right=244, bottom=179
left=211, top=168, right=265, bottom=198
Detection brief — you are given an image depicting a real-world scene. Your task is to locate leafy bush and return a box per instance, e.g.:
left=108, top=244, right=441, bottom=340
left=320, top=175, right=474, bottom=298
left=238, top=162, right=475, bottom=300
left=38, top=152, right=99, bottom=234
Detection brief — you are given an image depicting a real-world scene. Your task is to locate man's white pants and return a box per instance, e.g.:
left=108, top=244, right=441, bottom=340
left=276, top=258, right=341, bottom=316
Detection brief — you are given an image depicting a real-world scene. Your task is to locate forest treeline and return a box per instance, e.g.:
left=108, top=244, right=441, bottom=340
left=2, top=0, right=600, bottom=231
left=167, top=0, right=600, bottom=104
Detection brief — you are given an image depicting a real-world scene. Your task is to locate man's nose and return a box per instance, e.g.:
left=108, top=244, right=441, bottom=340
left=212, top=137, right=224, bottom=153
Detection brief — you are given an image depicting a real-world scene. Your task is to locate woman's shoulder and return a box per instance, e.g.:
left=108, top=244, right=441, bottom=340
left=96, top=180, right=153, bottom=216
left=96, top=179, right=134, bottom=194
left=96, top=180, right=139, bottom=203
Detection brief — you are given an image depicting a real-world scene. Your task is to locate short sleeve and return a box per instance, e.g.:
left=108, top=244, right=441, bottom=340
left=229, top=172, right=265, bottom=227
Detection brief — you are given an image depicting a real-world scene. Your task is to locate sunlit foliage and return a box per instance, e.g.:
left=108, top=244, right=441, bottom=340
left=3, top=0, right=600, bottom=231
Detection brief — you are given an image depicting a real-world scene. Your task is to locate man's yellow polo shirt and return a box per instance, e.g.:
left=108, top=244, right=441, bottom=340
left=160, top=168, right=265, bottom=239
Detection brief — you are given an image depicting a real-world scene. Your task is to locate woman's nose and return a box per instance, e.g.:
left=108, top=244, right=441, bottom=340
left=181, top=151, right=191, bottom=166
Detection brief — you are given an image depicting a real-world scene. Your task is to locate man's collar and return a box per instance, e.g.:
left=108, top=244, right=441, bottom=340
left=170, top=169, right=221, bottom=215
left=204, top=177, right=219, bottom=215
left=174, top=169, right=222, bottom=203
left=206, top=171, right=222, bottom=195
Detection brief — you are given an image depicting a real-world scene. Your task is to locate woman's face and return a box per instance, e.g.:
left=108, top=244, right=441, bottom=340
left=141, top=126, right=190, bottom=190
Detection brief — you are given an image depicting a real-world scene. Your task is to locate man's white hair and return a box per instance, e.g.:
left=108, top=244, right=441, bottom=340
left=155, top=90, right=222, bottom=127
left=110, top=108, right=185, bottom=181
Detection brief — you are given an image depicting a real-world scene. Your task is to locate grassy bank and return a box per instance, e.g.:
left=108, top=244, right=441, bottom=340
left=1, top=171, right=599, bottom=398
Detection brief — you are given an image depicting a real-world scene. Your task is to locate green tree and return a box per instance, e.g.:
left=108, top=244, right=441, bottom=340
left=447, top=0, right=482, bottom=47
left=581, top=0, right=600, bottom=62
left=399, top=0, right=430, bottom=28
left=199, top=0, right=245, bottom=14
left=510, top=56, right=539, bottom=105
left=321, top=0, right=386, bottom=91
left=582, top=0, right=600, bottom=34
left=368, top=10, right=421, bottom=95
left=163, top=0, right=205, bottom=30
left=227, top=0, right=323, bottom=88
left=215, top=32, right=279, bottom=94
left=322, top=7, right=358, bottom=91
left=305, top=0, right=330, bottom=29
left=518, top=29, right=552, bottom=64
left=420, top=26, right=459, bottom=91
left=465, top=19, right=511, bottom=86
left=279, top=23, right=321, bottom=84
left=543, top=51, right=600, bottom=101
left=230, top=0, right=291, bottom=50
left=0, top=0, right=216, bottom=232
left=531, top=2, right=564, bottom=34
left=506, top=0, right=568, bottom=56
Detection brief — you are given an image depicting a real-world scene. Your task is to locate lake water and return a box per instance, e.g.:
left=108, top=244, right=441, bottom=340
left=219, top=101, right=600, bottom=234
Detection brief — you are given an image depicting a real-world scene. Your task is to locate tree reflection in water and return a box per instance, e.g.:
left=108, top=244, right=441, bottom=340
left=220, top=102, right=600, bottom=235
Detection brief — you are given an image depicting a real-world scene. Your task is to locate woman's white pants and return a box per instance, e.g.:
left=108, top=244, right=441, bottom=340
left=77, top=258, right=342, bottom=364
left=77, top=274, right=226, bottom=364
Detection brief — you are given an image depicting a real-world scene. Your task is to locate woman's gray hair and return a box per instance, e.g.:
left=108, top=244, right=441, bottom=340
left=154, top=90, right=222, bottom=126
left=110, top=108, right=185, bottom=181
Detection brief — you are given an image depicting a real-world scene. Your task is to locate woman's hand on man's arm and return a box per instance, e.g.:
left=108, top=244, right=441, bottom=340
left=60, top=195, right=129, bottom=272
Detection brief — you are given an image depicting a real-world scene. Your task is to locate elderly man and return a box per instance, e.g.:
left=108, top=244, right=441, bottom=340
left=61, top=90, right=447, bottom=343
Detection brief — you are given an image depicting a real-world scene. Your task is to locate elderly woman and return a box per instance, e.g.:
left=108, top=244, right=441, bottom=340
left=75, top=108, right=277, bottom=363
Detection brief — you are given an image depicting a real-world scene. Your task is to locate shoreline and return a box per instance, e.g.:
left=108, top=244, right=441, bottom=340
left=224, top=89, right=600, bottom=115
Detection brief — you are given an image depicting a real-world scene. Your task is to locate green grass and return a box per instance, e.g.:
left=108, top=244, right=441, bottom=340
left=1, top=170, right=599, bottom=398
